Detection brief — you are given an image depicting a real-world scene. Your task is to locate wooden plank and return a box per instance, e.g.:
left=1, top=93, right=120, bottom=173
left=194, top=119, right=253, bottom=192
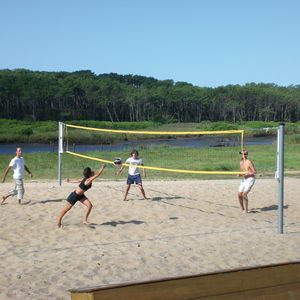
left=70, top=293, right=93, bottom=300
left=70, top=261, right=300, bottom=300
left=191, top=283, right=300, bottom=299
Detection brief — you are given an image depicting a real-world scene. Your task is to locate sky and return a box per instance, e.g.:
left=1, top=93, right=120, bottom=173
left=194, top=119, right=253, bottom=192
left=1, top=0, right=300, bottom=88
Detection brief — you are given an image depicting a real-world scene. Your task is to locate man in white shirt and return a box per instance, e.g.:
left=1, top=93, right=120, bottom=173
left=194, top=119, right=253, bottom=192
left=1, top=147, right=32, bottom=204
left=117, top=149, right=147, bottom=201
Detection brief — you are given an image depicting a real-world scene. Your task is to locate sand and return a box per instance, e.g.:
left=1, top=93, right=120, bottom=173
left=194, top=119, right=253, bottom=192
left=0, top=178, right=300, bottom=300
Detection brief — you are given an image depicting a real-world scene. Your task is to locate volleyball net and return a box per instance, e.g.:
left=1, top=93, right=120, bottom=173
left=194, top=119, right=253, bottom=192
left=60, top=123, right=248, bottom=176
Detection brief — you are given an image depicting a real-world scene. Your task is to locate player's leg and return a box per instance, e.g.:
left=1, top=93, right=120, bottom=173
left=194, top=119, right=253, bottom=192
left=135, top=174, right=146, bottom=200
left=238, top=192, right=244, bottom=211
left=57, top=202, right=73, bottom=227
left=242, top=192, right=249, bottom=213
left=80, top=198, right=93, bottom=225
left=123, top=184, right=131, bottom=201
left=2, top=181, right=18, bottom=205
left=138, top=183, right=147, bottom=200
left=238, top=180, right=245, bottom=211
left=124, top=175, right=134, bottom=201
left=242, top=177, right=255, bottom=213
left=1, top=193, right=13, bottom=205
left=16, top=179, right=24, bottom=204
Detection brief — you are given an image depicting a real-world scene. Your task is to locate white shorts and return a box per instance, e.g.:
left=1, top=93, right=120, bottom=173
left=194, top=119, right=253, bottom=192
left=9, top=179, right=24, bottom=200
left=238, top=177, right=255, bottom=193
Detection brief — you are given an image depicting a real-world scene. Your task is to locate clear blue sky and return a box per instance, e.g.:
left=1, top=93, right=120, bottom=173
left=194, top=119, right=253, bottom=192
left=1, top=0, right=299, bottom=87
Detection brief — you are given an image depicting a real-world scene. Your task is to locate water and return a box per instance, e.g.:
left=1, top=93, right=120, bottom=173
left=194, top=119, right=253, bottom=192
left=0, top=136, right=275, bottom=155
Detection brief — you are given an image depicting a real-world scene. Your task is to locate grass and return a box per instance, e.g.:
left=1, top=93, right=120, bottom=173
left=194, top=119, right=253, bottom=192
left=1, top=119, right=300, bottom=144
left=1, top=140, right=299, bottom=181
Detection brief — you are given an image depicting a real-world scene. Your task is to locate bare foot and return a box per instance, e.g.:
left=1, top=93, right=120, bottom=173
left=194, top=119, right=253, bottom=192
left=18, top=199, right=21, bottom=205
left=57, top=222, right=62, bottom=228
left=1, top=195, right=8, bottom=205
left=83, top=221, right=90, bottom=226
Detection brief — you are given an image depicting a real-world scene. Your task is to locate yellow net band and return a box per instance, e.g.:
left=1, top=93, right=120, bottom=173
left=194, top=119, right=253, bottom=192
left=65, top=124, right=244, bottom=135
left=66, top=151, right=247, bottom=175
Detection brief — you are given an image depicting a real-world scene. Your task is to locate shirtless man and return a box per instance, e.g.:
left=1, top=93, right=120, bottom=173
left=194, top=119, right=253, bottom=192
left=237, top=150, right=257, bottom=213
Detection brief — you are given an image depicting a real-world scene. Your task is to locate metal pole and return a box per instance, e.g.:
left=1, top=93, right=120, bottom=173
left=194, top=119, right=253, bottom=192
left=275, top=128, right=279, bottom=180
left=58, top=150, right=62, bottom=186
left=278, top=123, right=284, bottom=234
left=58, top=121, right=64, bottom=186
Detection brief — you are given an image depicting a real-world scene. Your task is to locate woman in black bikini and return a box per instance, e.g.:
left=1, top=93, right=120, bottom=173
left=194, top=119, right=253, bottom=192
left=57, top=163, right=106, bottom=227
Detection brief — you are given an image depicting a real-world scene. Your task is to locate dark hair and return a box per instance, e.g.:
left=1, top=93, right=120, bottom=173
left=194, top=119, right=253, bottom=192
left=83, top=167, right=92, bottom=178
left=131, top=149, right=139, bottom=156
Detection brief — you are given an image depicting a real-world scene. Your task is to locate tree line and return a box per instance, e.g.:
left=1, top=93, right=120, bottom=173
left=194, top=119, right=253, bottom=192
left=0, top=69, right=299, bottom=123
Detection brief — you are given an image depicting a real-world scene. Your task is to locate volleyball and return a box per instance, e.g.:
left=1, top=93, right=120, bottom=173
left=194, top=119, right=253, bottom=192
left=113, top=157, right=122, bottom=166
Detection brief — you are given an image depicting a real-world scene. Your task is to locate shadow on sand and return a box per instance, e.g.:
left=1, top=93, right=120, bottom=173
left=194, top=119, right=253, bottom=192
left=151, top=196, right=183, bottom=202
left=29, top=199, right=64, bottom=205
left=100, top=220, right=145, bottom=227
left=250, top=204, right=289, bottom=214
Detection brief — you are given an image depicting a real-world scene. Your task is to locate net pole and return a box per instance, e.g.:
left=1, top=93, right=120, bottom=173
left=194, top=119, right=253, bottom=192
left=58, top=121, right=64, bottom=186
left=278, top=123, right=285, bottom=234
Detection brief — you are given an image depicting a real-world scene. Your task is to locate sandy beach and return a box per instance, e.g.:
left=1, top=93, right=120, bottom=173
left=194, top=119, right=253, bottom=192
left=1, top=178, right=300, bottom=300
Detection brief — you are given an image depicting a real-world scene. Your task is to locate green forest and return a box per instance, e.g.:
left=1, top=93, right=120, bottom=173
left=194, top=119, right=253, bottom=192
left=1, top=69, right=300, bottom=123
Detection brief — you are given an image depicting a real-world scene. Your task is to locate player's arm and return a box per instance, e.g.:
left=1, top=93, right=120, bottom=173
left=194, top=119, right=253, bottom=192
left=117, top=164, right=126, bottom=175
left=1, top=166, right=11, bottom=183
left=141, top=163, right=146, bottom=177
left=24, top=165, right=32, bottom=177
left=86, top=163, right=106, bottom=184
left=66, top=178, right=83, bottom=183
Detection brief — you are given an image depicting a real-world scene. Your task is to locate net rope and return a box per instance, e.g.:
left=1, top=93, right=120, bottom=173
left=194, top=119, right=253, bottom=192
left=64, top=123, right=248, bottom=175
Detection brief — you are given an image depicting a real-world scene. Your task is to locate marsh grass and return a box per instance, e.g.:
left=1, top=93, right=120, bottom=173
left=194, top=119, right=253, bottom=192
left=1, top=119, right=300, bottom=144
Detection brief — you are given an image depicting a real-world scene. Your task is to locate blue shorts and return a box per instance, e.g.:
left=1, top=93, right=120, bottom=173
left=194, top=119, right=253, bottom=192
left=127, top=174, right=142, bottom=185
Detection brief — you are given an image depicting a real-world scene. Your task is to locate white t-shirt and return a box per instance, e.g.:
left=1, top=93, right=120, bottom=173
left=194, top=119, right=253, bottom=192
left=9, top=157, right=25, bottom=180
left=125, top=157, right=143, bottom=175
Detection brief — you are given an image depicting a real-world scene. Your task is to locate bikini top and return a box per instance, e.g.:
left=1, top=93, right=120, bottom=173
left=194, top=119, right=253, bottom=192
left=78, top=177, right=92, bottom=191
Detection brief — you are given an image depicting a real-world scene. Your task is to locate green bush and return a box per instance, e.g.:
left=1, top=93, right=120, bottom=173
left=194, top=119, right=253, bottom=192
left=18, top=127, right=33, bottom=136
left=251, top=128, right=277, bottom=137
left=238, top=121, right=279, bottom=128
left=210, top=122, right=238, bottom=131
